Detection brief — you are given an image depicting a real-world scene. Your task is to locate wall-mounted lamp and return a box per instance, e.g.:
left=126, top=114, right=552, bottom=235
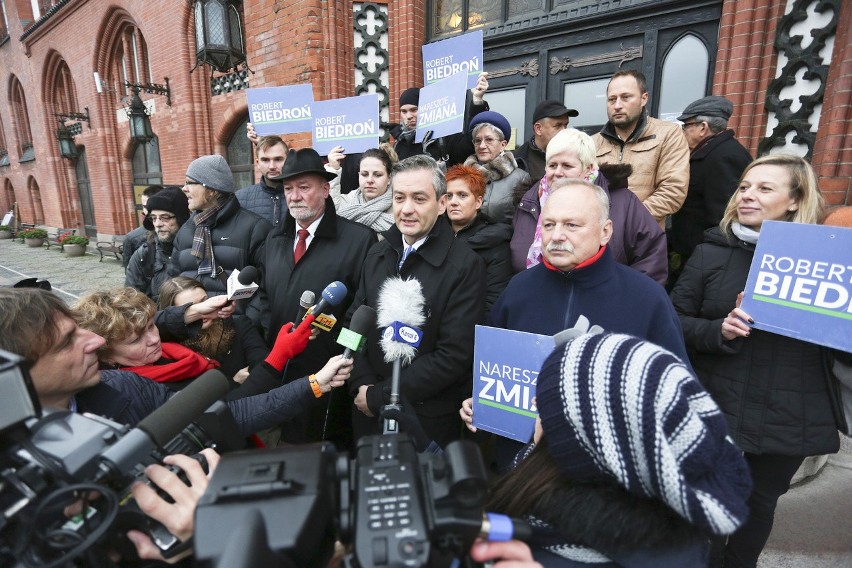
left=124, top=80, right=172, bottom=144
left=54, top=107, right=91, bottom=160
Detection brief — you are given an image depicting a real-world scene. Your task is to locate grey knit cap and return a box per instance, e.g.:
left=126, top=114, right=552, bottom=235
left=185, top=155, right=235, bottom=194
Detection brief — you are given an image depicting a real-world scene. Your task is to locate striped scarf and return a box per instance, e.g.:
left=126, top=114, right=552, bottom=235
left=190, top=203, right=225, bottom=276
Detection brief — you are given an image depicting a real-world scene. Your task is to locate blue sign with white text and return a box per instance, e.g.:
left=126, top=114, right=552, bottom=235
left=422, top=30, right=483, bottom=89
left=414, top=72, right=467, bottom=144
left=245, top=84, right=314, bottom=135
left=311, top=94, right=380, bottom=156
left=472, top=325, right=555, bottom=443
left=741, top=220, right=852, bottom=352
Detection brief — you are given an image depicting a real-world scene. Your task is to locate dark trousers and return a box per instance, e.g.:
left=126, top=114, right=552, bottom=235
left=724, top=453, right=805, bottom=568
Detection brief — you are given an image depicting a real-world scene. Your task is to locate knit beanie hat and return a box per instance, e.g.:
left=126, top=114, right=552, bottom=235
left=399, top=87, right=420, bottom=107
left=143, top=187, right=191, bottom=230
left=185, top=154, right=235, bottom=194
left=536, top=332, right=752, bottom=536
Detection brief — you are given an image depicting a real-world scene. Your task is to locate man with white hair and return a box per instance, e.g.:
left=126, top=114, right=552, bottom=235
left=493, top=179, right=687, bottom=360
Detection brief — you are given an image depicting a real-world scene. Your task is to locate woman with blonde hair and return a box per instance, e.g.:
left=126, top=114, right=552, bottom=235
left=670, top=154, right=839, bottom=567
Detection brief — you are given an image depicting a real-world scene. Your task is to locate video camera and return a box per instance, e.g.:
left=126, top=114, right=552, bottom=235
left=195, top=432, right=503, bottom=568
left=0, top=349, right=243, bottom=567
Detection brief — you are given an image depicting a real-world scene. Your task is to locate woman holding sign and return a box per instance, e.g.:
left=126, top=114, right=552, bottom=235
left=325, top=144, right=396, bottom=234
left=670, top=154, right=840, bottom=568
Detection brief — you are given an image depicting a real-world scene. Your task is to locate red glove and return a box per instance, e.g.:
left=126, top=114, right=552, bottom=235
left=265, top=314, right=316, bottom=371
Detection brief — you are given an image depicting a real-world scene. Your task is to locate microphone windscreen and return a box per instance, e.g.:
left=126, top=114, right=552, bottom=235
left=136, top=369, right=230, bottom=447
left=237, top=266, right=259, bottom=285
left=299, top=289, right=316, bottom=308
left=320, top=281, right=348, bottom=307
left=376, top=277, right=426, bottom=328
left=349, top=305, right=377, bottom=335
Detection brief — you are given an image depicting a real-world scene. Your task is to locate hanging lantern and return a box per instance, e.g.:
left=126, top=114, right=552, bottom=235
left=56, top=125, right=78, bottom=159
left=127, top=87, right=155, bottom=144
left=194, top=0, right=246, bottom=73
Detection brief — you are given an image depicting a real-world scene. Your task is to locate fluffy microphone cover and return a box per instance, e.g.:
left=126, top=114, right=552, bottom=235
left=376, top=277, right=426, bottom=364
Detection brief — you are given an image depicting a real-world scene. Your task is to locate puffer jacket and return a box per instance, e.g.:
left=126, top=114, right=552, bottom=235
left=454, top=214, right=513, bottom=313
left=235, top=177, right=287, bottom=226
left=124, top=239, right=173, bottom=302
left=169, top=196, right=272, bottom=297
left=594, top=112, right=689, bottom=224
left=670, top=227, right=840, bottom=456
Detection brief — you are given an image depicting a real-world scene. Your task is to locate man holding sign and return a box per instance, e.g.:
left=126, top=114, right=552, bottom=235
left=390, top=72, right=490, bottom=167
left=465, top=179, right=688, bottom=471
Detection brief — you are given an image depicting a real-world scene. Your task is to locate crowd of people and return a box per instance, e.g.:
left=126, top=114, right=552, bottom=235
left=0, top=67, right=848, bottom=568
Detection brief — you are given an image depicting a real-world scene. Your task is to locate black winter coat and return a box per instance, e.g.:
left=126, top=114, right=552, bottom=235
left=512, top=136, right=546, bottom=184
left=169, top=197, right=272, bottom=298
left=125, top=239, right=173, bottom=302
left=348, top=216, right=486, bottom=441
left=453, top=214, right=513, bottom=314
left=670, top=227, right=839, bottom=456
left=252, top=197, right=377, bottom=381
left=669, top=130, right=751, bottom=257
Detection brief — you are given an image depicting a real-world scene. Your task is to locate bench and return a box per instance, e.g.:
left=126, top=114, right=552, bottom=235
left=45, top=228, right=77, bottom=251
left=96, top=237, right=124, bottom=263
left=12, top=223, right=36, bottom=242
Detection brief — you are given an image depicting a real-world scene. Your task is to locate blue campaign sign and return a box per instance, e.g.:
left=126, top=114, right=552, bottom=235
left=472, top=325, right=555, bottom=443
left=414, top=72, right=467, bottom=143
left=311, top=94, right=379, bottom=156
left=245, top=84, right=314, bottom=135
left=741, top=220, right=852, bottom=352
left=422, top=30, right=483, bottom=89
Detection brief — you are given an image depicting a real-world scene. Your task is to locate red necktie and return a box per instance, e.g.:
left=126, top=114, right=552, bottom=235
left=294, top=229, right=309, bottom=264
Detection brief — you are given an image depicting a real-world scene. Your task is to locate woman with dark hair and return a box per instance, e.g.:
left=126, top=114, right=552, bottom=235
left=473, top=332, right=751, bottom=567
left=445, top=164, right=513, bottom=313
left=157, top=276, right=268, bottom=392
left=325, top=144, right=397, bottom=234
left=670, top=154, right=840, bottom=568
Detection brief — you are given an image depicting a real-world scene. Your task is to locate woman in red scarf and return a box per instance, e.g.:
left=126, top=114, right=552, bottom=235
left=72, top=288, right=321, bottom=394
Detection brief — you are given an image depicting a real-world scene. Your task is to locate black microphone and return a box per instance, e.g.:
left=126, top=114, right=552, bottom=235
left=226, top=266, right=260, bottom=300
left=97, top=369, right=230, bottom=477
left=337, top=305, right=377, bottom=359
left=306, top=281, right=348, bottom=333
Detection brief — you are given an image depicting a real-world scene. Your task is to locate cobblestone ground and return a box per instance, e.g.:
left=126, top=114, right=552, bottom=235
left=0, top=237, right=125, bottom=301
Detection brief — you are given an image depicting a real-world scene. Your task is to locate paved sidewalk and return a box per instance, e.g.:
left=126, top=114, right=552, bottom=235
left=0, top=237, right=125, bottom=300
left=1, top=236, right=850, bottom=566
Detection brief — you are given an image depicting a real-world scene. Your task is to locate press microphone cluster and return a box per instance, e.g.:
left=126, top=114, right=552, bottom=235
left=337, top=305, right=377, bottom=358
left=226, top=266, right=260, bottom=301
left=302, top=281, right=348, bottom=332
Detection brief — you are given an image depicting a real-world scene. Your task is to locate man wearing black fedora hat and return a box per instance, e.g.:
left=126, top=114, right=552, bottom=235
left=251, top=147, right=376, bottom=449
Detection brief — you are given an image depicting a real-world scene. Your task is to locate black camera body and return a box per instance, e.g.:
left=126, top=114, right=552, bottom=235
left=195, top=433, right=489, bottom=568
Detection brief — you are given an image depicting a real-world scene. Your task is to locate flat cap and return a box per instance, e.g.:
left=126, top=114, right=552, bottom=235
left=677, top=96, right=734, bottom=122
left=532, top=100, right=579, bottom=123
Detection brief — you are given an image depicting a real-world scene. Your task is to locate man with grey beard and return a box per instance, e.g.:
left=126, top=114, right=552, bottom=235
left=125, top=186, right=190, bottom=302
left=479, top=179, right=689, bottom=471
left=251, top=147, right=376, bottom=449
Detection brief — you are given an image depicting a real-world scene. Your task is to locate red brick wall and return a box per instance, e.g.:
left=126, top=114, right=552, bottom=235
left=811, top=0, right=851, bottom=207
left=716, top=0, right=851, bottom=207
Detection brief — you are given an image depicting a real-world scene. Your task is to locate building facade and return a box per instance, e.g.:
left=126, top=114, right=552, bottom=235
left=0, top=0, right=848, bottom=238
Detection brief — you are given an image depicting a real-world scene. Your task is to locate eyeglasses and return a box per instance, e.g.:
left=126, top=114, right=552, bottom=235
left=681, top=122, right=702, bottom=130
left=149, top=214, right=176, bottom=222
left=473, top=136, right=501, bottom=146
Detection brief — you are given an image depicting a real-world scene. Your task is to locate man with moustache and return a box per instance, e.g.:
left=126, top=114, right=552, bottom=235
left=348, top=154, right=486, bottom=446
left=252, top=147, right=376, bottom=448
left=125, top=186, right=190, bottom=302
left=236, top=135, right=290, bottom=226
left=593, top=70, right=690, bottom=227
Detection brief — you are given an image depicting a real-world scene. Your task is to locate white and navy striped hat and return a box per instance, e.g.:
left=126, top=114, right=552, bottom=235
left=536, top=333, right=752, bottom=535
